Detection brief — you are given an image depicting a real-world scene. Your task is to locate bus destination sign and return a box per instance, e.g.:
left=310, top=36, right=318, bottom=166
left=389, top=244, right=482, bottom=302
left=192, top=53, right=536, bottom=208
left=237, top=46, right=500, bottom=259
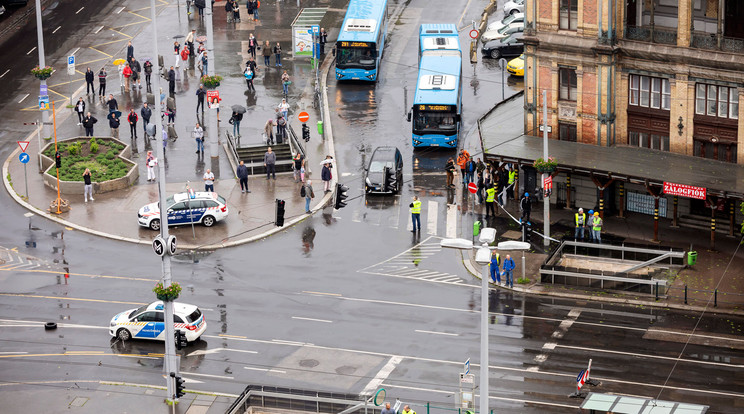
left=340, top=41, right=371, bottom=48
left=419, top=105, right=453, bottom=111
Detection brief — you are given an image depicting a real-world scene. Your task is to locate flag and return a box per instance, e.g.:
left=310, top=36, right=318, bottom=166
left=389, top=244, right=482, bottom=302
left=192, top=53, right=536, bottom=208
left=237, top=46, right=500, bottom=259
left=576, top=359, right=592, bottom=392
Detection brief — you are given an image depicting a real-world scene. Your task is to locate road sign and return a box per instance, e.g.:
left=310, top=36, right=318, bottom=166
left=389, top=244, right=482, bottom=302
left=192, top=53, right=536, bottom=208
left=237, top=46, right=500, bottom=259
left=18, top=153, right=30, bottom=164
left=467, top=182, right=477, bottom=194
left=539, top=124, right=552, bottom=133
left=152, top=236, right=166, bottom=257
left=17, top=141, right=29, bottom=152
left=464, top=358, right=470, bottom=375
left=469, top=29, right=479, bottom=39
left=40, top=85, right=47, bottom=96
left=39, top=95, right=49, bottom=111
left=311, top=25, right=320, bottom=34
left=167, top=235, right=177, bottom=255
left=68, top=55, right=75, bottom=65
left=67, top=55, right=75, bottom=76
left=297, top=111, right=310, bottom=123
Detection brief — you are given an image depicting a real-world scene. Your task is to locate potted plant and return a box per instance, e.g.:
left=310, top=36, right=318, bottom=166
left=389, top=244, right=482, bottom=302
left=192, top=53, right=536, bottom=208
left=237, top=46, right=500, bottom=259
left=31, top=66, right=54, bottom=80
left=533, top=156, right=558, bottom=173
left=153, top=281, right=182, bottom=302
left=200, top=74, right=222, bottom=89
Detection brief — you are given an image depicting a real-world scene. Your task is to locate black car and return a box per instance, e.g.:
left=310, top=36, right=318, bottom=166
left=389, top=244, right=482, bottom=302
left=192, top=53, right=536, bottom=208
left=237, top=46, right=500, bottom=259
left=365, top=146, right=403, bottom=194
left=482, top=32, right=524, bottom=59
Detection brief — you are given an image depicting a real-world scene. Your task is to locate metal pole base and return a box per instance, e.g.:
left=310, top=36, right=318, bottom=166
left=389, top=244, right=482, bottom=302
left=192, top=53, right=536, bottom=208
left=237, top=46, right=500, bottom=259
left=568, top=391, right=587, bottom=399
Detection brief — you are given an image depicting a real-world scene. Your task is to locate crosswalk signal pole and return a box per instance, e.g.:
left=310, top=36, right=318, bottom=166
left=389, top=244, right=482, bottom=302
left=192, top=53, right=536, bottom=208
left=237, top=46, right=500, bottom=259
left=542, top=90, right=550, bottom=247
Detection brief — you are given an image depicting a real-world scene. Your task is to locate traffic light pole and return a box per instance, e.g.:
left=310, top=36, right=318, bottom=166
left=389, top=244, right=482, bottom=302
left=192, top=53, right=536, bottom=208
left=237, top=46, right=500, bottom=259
left=149, top=0, right=178, bottom=403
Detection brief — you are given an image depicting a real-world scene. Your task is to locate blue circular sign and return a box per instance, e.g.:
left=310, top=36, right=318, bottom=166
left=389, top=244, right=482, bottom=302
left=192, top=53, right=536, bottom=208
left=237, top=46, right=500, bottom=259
left=18, top=153, right=30, bottom=164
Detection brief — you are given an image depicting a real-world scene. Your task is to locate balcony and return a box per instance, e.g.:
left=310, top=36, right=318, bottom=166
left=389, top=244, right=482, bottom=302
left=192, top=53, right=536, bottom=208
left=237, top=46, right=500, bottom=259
left=625, top=25, right=677, bottom=46
left=691, top=33, right=744, bottom=53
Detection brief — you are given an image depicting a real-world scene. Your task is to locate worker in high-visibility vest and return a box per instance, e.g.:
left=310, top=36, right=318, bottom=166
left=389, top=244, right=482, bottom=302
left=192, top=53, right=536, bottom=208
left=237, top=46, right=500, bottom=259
left=485, top=184, right=496, bottom=217
left=507, top=166, right=517, bottom=200
left=592, top=211, right=603, bottom=243
left=409, top=196, right=421, bottom=232
left=489, top=251, right=501, bottom=284
left=574, top=208, right=586, bottom=240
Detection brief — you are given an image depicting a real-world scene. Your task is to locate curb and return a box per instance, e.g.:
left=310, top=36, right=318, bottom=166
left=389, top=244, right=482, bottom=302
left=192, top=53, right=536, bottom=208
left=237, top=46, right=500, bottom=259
left=461, top=250, right=744, bottom=316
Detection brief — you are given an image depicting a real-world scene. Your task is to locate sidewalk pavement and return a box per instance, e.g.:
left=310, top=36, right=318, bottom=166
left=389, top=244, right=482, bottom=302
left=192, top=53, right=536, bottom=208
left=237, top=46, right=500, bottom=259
left=2, top=0, right=340, bottom=249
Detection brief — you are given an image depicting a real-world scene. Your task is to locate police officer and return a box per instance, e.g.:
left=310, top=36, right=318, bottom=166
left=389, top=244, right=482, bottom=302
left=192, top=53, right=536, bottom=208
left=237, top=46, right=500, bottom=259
left=409, top=196, right=421, bottom=233
left=575, top=208, right=586, bottom=240
left=592, top=212, right=603, bottom=243
left=485, top=184, right=496, bottom=217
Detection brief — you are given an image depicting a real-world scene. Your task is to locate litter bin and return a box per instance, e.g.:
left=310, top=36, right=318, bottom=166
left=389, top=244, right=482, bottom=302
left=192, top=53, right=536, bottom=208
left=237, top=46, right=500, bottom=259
left=688, top=251, right=697, bottom=266
left=473, top=220, right=481, bottom=237
left=317, top=120, right=324, bottom=135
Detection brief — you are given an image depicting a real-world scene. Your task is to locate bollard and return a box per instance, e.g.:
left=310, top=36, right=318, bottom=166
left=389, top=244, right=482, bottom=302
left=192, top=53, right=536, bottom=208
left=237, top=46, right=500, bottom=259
left=714, top=289, right=718, bottom=307
left=317, top=120, right=324, bottom=135
left=684, top=285, right=688, bottom=304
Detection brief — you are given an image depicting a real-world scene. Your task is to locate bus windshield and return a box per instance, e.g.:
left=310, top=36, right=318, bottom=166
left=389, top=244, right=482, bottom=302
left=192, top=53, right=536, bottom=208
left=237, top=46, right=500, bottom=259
left=336, top=46, right=377, bottom=69
left=413, top=109, right=458, bottom=135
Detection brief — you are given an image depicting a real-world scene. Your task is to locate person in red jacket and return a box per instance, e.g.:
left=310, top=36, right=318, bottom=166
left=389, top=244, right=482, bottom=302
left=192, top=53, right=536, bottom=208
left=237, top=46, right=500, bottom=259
left=127, top=108, right=139, bottom=139
left=122, top=63, right=133, bottom=92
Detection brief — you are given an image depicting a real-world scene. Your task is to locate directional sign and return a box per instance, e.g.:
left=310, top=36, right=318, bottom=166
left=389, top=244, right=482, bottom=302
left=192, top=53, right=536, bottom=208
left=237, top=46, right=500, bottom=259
left=18, top=153, right=30, bottom=164
left=39, top=95, right=49, bottom=111
left=297, top=111, right=310, bottom=123
left=467, top=182, right=477, bottom=194
left=469, top=29, right=479, bottom=39
left=17, top=141, right=30, bottom=152
left=152, top=236, right=166, bottom=257
left=167, top=235, right=177, bottom=256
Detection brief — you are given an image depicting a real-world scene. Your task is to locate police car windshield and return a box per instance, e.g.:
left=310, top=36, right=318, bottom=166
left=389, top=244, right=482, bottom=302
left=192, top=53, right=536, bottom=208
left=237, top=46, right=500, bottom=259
left=129, top=305, right=149, bottom=319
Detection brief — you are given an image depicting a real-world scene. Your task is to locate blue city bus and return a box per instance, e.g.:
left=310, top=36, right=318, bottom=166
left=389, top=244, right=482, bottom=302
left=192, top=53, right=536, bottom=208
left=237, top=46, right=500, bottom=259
left=408, top=24, right=462, bottom=148
left=335, top=0, right=389, bottom=81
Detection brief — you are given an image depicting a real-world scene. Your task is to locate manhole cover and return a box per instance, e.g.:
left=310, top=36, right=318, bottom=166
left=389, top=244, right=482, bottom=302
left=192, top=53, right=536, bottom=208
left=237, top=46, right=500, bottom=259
left=335, top=366, right=357, bottom=375
left=299, top=359, right=319, bottom=368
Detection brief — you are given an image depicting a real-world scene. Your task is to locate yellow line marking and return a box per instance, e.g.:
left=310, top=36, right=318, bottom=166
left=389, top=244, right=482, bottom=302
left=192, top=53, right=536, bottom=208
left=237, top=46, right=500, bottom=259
left=65, top=351, right=105, bottom=354
left=89, top=46, right=113, bottom=58
left=0, top=267, right=158, bottom=282
left=126, top=11, right=151, bottom=21
left=0, top=293, right=146, bottom=306
left=10, top=247, right=18, bottom=251
left=90, top=39, right=127, bottom=49
left=218, top=334, right=248, bottom=339
left=114, top=21, right=150, bottom=29
left=147, top=353, right=164, bottom=357
left=109, top=28, right=134, bottom=38
left=302, top=291, right=342, bottom=296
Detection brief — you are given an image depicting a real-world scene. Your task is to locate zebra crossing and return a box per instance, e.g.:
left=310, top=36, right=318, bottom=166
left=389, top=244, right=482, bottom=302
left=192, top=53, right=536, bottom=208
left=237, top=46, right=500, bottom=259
left=347, top=198, right=458, bottom=238
left=358, top=236, right=472, bottom=286
left=0, top=247, right=55, bottom=272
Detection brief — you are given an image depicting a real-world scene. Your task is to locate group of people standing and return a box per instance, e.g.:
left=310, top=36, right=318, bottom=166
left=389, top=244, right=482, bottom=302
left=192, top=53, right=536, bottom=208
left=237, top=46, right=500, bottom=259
left=574, top=207, right=603, bottom=243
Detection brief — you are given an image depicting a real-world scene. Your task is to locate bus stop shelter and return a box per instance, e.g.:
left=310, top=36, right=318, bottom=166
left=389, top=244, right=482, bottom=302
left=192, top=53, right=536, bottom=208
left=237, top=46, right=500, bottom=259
left=290, top=8, right=327, bottom=58
left=580, top=393, right=708, bottom=413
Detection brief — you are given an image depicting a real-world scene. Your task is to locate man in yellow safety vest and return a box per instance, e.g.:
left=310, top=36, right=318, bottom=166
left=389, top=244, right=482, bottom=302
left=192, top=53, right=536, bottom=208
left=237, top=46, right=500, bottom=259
left=409, top=196, right=421, bottom=232
left=574, top=208, right=586, bottom=240
left=485, top=184, right=496, bottom=217
left=592, top=211, right=602, bottom=243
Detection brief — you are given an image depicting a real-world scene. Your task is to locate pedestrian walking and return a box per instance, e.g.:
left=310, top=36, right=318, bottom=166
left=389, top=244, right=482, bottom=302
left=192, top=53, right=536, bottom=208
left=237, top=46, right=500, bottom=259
left=485, top=183, right=496, bottom=217
left=195, top=84, right=206, bottom=112
left=193, top=123, right=204, bottom=153
left=243, top=63, right=255, bottom=91
left=236, top=160, right=250, bottom=193
left=262, top=40, right=271, bottom=66
left=251, top=0, right=259, bottom=20
left=173, top=41, right=182, bottom=80
left=203, top=169, right=215, bottom=192
left=273, top=42, right=282, bottom=66
left=85, top=67, right=95, bottom=95
left=82, top=112, right=97, bottom=137
left=200, top=51, right=209, bottom=76
left=123, top=63, right=133, bottom=92
left=277, top=98, right=290, bottom=119
left=445, top=157, right=456, bottom=188
left=83, top=168, right=94, bottom=202
left=586, top=210, right=595, bottom=242
left=127, top=109, right=138, bottom=139
left=109, top=114, right=120, bottom=139
left=276, top=115, right=287, bottom=144
left=519, top=192, right=531, bottom=223
left=74, top=97, right=85, bottom=125
left=264, top=147, right=276, bottom=180
left=97, top=67, right=107, bottom=97
left=264, top=118, right=276, bottom=145
left=146, top=151, right=157, bottom=181
left=141, top=102, right=152, bottom=136
left=246, top=0, right=254, bottom=19
left=409, top=195, right=421, bottom=232
left=321, top=162, right=332, bottom=192
left=292, top=152, right=304, bottom=182
left=130, top=57, right=142, bottom=89
left=195, top=0, right=204, bottom=17
left=230, top=111, right=243, bottom=137
left=592, top=211, right=603, bottom=243
left=281, top=70, right=290, bottom=96
left=302, top=179, right=315, bottom=213
left=489, top=250, right=501, bottom=284
left=164, top=105, right=176, bottom=125
left=248, top=33, right=258, bottom=58
left=143, top=60, right=153, bottom=89
left=126, top=40, right=134, bottom=63
left=457, top=149, right=469, bottom=185
left=502, top=254, right=515, bottom=288
left=574, top=208, right=586, bottom=240
left=168, top=66, right=176, bottom=95
left=185, top=29, right=196, bottom=57
left=319, top=28, right=327, bottom=54
left=106, top=94, right=118, bottom=113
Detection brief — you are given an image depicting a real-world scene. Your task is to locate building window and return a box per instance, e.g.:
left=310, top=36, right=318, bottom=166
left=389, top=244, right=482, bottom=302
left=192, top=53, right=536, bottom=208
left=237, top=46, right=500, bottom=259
left=559, top=0, right=578, bottom=30
left=695, top=83, right=739, bottom=119
left=559, top=123, right=577, bottom=142
left=629, top=131, right=670, bottom=151
left=694, top=139, right=737, bottom=163
left=559, top=68, right=577, bottom=101
left=628, top=74, right=670, bottom=110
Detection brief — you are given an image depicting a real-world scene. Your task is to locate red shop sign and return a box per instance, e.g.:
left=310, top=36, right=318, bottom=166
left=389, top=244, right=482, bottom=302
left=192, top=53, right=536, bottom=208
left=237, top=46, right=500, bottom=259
left=663, top=182, right=706, bottom=200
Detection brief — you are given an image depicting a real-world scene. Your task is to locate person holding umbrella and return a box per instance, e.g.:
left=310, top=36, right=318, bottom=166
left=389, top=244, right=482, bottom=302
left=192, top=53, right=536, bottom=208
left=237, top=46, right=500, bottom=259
left=230, top=105, right=246, bottom=137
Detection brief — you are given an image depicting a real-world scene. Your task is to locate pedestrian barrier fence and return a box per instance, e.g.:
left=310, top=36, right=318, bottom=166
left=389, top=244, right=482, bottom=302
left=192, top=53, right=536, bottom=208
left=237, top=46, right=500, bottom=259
left=666, top=284, right=744, bottom=308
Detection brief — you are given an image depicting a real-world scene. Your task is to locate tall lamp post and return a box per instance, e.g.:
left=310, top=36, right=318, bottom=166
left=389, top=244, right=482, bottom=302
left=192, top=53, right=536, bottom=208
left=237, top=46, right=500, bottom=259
left=204, top=0, right=219, bottom=172
left=441, top=230, right=530, bottom=414
left=34, top=0, right=51, bottom=140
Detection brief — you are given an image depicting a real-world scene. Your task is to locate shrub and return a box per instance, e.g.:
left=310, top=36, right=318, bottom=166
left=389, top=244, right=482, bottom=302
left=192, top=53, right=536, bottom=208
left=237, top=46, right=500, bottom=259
left=90, top=142, right=99, bottom=153
left=517, top=277, right=531, bottom=285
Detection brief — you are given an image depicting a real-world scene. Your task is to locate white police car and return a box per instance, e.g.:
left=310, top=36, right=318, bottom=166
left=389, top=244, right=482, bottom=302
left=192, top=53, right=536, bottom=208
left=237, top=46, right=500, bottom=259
left=109, top=301, right=207, bottom=343
left=138, top=191, right=229, bottom=230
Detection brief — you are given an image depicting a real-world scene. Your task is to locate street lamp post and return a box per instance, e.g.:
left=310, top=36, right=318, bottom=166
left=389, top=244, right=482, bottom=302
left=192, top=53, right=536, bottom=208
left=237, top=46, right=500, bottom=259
left=441, top=231, right=530, bottom=414
left=204, top=0, right=219, bottom=169
left=34, top=0, right=50, bottom=140
left=148, top=0, right=178, bottom=403
left=542, top=90, right=550, bottom=247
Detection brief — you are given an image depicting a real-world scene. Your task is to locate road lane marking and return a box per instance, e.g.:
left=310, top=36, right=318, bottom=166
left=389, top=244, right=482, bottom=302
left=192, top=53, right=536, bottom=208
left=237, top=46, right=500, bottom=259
left=426, top=200, right=437, bottom=234
left=0, top=293, right=146, bottom=306
left=555, top=344, right=744, bottom=368
left=69, top=47, right=80, bottom=56
left=244, top=367, right=286, bottom=374
left=179, top=372, right=234, bottom=380
left=26, top=47, right=36, bottom=55
left=115, top=6, right=125, bottom=14
left=415, top=330, right=459, bottom=337
left=52, top=26, right=61, bottom=34
left=75, top=7, right=84, bottom=14
left=88, top=47, right=112, bottom=58
left=217, top=334, right=247, bottom=339
left=271, top=339, right=312, bottom=346
left=0, top=69, right=9, bottom=78
left=0, top=267, right=158, bottom=282
left=93, top=26, right=104, bottom=34
left=23, top=212, right=34, bottom=217
left=534, top=308, right=581, bottom=364
left=361, top=356, right=403, bottom=395
left=0, top=352, right=28, bottom=355
left=301, top=291, right=341, bottom=297
left=17, top=94, right=29, bottom=103
left=292, top=316, right=332, bottom=323
left=446, top=204, right=457, bottom=238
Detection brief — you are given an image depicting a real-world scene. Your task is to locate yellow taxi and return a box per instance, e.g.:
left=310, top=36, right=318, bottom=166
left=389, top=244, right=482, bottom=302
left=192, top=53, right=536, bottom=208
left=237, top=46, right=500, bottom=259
left=506, top=54, right=524, bottom=77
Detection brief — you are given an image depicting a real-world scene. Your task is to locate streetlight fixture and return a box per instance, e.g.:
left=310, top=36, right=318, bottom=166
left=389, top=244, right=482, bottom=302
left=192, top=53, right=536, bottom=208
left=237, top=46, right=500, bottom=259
left=441, top=229, right=530, bottom=414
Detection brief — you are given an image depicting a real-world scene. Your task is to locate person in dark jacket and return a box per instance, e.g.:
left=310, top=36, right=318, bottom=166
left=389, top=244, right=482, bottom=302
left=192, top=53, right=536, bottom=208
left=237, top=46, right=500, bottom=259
left=236, top=160, right=250, bottom=193
left=476, top=172, right=485, bottom=204
left=168, top=66, right=176, bottom=95
left=519, top=192, right=531, bottom=223
left=126, top=41, right=134, bottom=62
left=74, top=97, right=85, bottom=125
left=273, top=42, right=282, bottom=66
left=319, top=28, right=328, bottom=55
left=85, top=68, right=95, bottom=95
left=130, top=57, right=142, bottom=89
left=98, top=67, right=107, bottom=98
left=82, top=112, right=97, bottom=137
left=465, top=157, right=476, bottom=184
left=143, top=60, right=153, bottom=89
left=321, top=162, right=332, bottom=193
left=127, top=109, right=139, bottom=139
left=444, top=157, right=456, bottom=188
left=231, top=111, right=243, bottom=137
left=109, top=115, right=121, bottom=139
left=195, top=85, right=206, bottom=112
left=141, top=102, right=152, bottom=136
left=106, top=94, right=118, bottom=113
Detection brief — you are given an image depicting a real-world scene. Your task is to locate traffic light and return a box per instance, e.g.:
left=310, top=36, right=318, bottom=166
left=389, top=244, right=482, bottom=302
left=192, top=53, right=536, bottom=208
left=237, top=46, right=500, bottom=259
left=174, top=375, right=186, bottom=398
left=175, top=330, right=187, bottom=350
left=334, top=183, right=348, bottom=209
left=302, top=123, right=310, bottom=142
left=55, top=151, right=62, bottom=168
left=275, top=199, right=286, bottom=226
left=522, top=220, right=532, bottom=243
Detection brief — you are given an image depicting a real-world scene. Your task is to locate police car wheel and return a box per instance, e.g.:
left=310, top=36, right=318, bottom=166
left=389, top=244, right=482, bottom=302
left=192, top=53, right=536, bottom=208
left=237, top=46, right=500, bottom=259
left=149, top=219, right=161, bottom=231
left=117, top=328, right=132, bottom=341
left=202, top=215, right=215, bottom=227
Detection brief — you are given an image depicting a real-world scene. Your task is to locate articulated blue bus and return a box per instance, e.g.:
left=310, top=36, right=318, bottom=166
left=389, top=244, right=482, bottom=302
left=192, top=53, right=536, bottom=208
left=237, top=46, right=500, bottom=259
left=409, top=24, right=462, bottom=148
left=335, top=0, right=389, bottom=81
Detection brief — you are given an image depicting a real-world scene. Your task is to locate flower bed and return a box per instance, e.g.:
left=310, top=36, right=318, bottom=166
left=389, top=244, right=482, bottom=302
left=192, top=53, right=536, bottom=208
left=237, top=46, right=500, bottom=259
left=40, top=137, right=138, bottom=194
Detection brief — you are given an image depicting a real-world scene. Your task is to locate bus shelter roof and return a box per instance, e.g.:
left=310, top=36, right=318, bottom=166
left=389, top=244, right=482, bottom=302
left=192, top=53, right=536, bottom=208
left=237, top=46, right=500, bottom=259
left=580, top=392, right=708, bottom=413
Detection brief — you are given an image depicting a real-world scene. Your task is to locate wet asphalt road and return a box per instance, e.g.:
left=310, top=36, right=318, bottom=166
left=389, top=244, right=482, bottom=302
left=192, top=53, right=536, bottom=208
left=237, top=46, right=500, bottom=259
left=0, top=0, right=743, bottom=413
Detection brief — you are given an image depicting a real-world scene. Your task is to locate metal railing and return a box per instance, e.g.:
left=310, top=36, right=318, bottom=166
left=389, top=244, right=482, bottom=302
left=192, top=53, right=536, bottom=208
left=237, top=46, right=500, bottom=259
left=666, top=285, right=744, bottom=308
left=690, top=33, right=744, bottom=52
left=225, top=130, right=240, bottom=169
left=225, top=385, right=372, bottom=414
left=625, top=25, right=677, bottom=45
